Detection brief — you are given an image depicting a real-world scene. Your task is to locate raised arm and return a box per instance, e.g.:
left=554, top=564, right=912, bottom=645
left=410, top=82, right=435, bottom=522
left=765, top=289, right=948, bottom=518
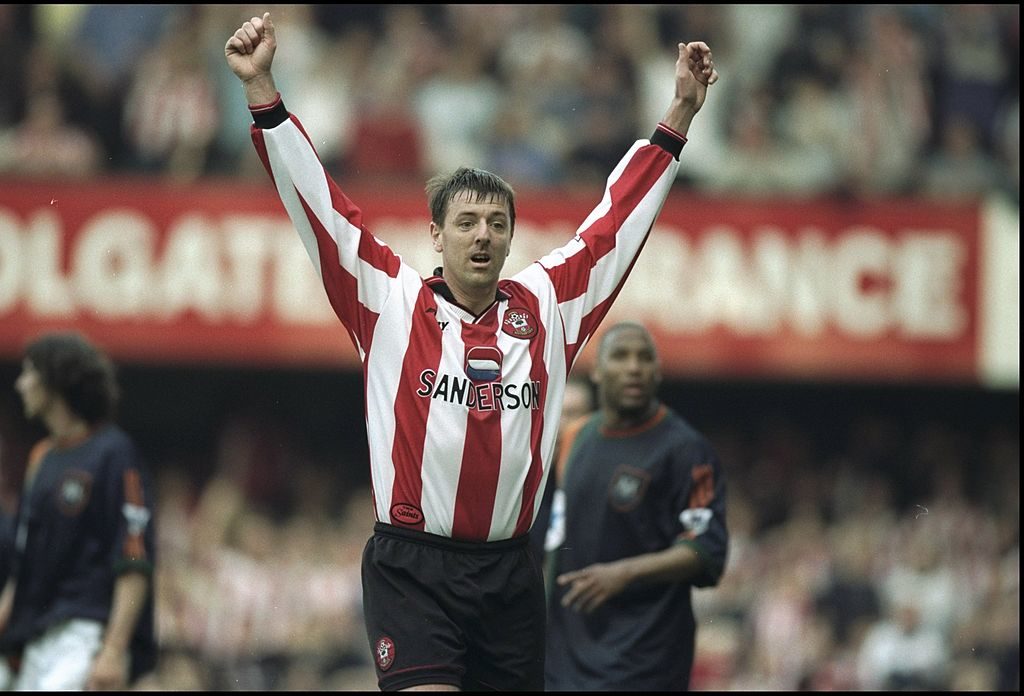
left=224, top=12, right=279, bottom=105
left=527, top=42, right=718, bottom=367
left=662, top=41, right=719, bottom=137
left=224, top=12, right=406, bottom=362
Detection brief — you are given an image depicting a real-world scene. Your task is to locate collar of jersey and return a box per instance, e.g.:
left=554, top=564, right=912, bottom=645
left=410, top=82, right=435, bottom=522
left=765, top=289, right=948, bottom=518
left=427, top=267, right=510, bottom=314
left=599, top=403, right=668, bottom=438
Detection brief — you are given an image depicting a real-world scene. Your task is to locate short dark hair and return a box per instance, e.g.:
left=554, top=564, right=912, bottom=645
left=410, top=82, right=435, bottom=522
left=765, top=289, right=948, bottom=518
left=596, top=322, right=657, bottom=365
left=24, top=332, right=120, bottom=425
left=425, top=167, right=516, bottom=230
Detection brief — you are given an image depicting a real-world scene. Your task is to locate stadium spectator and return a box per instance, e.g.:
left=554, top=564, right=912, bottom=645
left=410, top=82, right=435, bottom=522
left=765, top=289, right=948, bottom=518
left=1, top=30, right=106, bottom=178
left=919, top=116, right=1004, bottom=200
left=123, top=9, right=220, bottom=180
left=856, top=598, right=951, bottom=689
left=413, top=41, right=502, bottom=176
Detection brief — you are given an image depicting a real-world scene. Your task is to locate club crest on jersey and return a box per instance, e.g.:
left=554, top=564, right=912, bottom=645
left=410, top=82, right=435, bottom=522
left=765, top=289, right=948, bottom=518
left=608, top=465, right=650, bottom=512
left=374, top=636, right=395, bottom=671
left=502, top=308, right=537, bottom=339
left=465, top=345, right=503, bottom=383
left=57, top=470, right=93, bottom=516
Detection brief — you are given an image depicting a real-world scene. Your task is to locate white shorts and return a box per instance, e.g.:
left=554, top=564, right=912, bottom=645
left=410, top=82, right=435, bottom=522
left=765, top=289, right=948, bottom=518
left=12, top=618, right=104, bottom=691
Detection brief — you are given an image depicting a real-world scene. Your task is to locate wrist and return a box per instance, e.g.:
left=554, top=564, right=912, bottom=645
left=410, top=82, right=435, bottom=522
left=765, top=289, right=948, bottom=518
left=661, top=100, right=698, bottom=138
left=242, top=73, right=278, bottom=107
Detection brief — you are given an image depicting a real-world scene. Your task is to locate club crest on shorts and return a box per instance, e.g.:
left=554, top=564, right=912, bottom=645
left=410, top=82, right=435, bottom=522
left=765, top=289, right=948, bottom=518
left=465, top=345, right=503, bottom=382
left=374, top=636, right=395, bottom=672
left=502, top=307, right=537, bottom=339
left=608, top=465, right=650, bottom=512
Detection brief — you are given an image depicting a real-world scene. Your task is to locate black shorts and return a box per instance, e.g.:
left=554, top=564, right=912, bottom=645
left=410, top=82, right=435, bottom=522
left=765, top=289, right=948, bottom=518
left=361, top=522, right=546, bottom=691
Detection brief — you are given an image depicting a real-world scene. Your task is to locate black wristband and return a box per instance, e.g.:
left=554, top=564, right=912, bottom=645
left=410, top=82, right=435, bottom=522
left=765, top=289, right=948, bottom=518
left=250, top=94, right=289, bottom=129
left=650, top=124, right=687, bottom=160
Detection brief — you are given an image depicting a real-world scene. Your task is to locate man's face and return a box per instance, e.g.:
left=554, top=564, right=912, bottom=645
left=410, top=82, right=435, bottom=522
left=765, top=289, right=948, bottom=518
left=593, top=328, right=661, bottom=417
left=430, top=190, right=512, bottom=296
left=15, top=358, right=50, bottom=420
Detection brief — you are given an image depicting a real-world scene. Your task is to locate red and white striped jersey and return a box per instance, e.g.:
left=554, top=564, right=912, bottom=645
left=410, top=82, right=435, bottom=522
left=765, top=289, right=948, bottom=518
left=251, top=99, right=684, bottom=542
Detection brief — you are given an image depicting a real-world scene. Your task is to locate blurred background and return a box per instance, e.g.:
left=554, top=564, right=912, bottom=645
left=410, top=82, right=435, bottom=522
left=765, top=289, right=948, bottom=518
left=0, top=3, right=1018, bottom=691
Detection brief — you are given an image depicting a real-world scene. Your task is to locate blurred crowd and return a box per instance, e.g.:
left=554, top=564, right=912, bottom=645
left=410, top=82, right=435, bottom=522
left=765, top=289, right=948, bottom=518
left=0, top=376, right=1018, bottom=690
left=42, top=401, right=1010, bottom=691
left=0, top=3, right=1019, bottom=691
left=0, top=4, right=1019, bottom=202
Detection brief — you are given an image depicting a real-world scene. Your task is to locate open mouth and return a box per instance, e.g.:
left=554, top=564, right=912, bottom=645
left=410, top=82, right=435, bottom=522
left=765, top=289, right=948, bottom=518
left=470, top=252, right=491, bottom=265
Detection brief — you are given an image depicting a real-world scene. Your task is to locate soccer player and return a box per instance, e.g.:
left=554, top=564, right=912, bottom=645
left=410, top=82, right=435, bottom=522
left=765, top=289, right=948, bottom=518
left=529, top=374, right=595, bottom=562
left=0, top=332, right=157, bottom=690
left=543, top=322, right=729, bottom=690
left=225, top=12, right=718, bottom=691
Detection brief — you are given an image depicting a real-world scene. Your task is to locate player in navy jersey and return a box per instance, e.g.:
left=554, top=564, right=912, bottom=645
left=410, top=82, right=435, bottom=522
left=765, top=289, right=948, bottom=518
left=226, top=12, right=718, bottom=691
left=0, top=332, right=156, bottom=690
left=544, top=322, right=729, bottom=691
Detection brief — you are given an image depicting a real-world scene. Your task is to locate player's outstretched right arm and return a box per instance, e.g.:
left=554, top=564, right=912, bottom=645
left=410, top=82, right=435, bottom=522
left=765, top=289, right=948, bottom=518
left=224, top=12, right=404, bottom=361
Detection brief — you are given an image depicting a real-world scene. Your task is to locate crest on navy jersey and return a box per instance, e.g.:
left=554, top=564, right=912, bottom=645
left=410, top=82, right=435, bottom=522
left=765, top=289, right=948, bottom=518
left=608, top=465, right=650, bottom=512
left=57, top=470, right=93, bottom=516
left=501, top=307, right=537, bottom=339
left=374, top=636, right=395, bottom=671
left=465, top=345, right=503, bottom=382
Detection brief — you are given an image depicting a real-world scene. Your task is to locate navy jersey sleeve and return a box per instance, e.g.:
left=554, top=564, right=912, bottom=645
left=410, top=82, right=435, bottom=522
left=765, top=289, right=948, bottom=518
left=670, top=435, right=728, bottom=588
left=99, top=434, right=155, bottom=576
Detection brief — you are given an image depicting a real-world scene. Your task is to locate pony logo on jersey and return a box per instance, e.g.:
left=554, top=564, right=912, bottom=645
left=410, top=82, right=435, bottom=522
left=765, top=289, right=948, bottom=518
left=608, top=465, right=650, bottom=512
left=502, top=308, right=537, bottom=339
left=57, top=470, right=93, bottom=516
left=465, top=345, right=503, bottom=383
left=374, top=636, right=395, bottom=671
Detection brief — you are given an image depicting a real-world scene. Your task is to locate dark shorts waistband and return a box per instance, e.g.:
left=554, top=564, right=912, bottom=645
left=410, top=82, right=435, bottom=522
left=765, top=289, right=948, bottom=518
left=373, top=522, right=528, bottom=554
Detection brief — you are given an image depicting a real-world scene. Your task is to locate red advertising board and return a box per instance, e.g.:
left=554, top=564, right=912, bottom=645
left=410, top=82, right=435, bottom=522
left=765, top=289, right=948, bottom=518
left=0, top=178, right=982, bottom=382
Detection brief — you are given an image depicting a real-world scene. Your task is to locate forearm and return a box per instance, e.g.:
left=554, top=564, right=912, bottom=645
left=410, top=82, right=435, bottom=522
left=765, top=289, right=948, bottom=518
left=100, top=571, right=149, bottom=654
left=615, top=542, right=704, bottom=588
left=661, top=99, right=700, bottom=139
left=242, top=73, right=279, bottom=106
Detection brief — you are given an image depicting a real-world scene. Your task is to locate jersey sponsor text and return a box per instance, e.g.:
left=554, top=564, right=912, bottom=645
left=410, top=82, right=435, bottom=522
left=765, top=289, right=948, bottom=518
left=417, top=369, right=541, bottom=412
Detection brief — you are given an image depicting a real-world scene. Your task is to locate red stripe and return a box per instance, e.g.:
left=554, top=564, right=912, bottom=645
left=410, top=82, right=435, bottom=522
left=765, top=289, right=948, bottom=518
left=250, top=127, right=272, bottom=178
left=451, top=312, right=505, bottom=540
left=297, top=195, right=379, bottom=355
left=566, top=231, right=651, bottom=368
left=122, top=469, right=147, bottom=561
left=289, top=114, right=402, bottom=279
left=656, top=122, right=687, bottom=144
left=506, top=283, right=550, bottom=537
left=248, top=92, right=282, bottom=112
left=547, top=144, right=672, bottom=303
left=255, top=122, right=382, bottom=354
left=689, top=464, right=714, bottom=508
left=389, top=286, right=442, bottom=531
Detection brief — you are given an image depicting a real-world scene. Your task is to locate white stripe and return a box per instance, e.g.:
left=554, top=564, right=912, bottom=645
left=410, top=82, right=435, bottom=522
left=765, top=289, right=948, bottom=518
left=364, top=272, right=421, bottom=523
left=418, top=322, right=469, bottom=536
left=264, top=126, right=327, bottom=282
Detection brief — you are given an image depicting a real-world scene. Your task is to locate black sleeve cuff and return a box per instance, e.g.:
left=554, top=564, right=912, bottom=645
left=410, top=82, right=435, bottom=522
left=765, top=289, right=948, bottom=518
left=650, top=123, right=687, bottom=160
left=250, top=94, right=289, bottom=130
